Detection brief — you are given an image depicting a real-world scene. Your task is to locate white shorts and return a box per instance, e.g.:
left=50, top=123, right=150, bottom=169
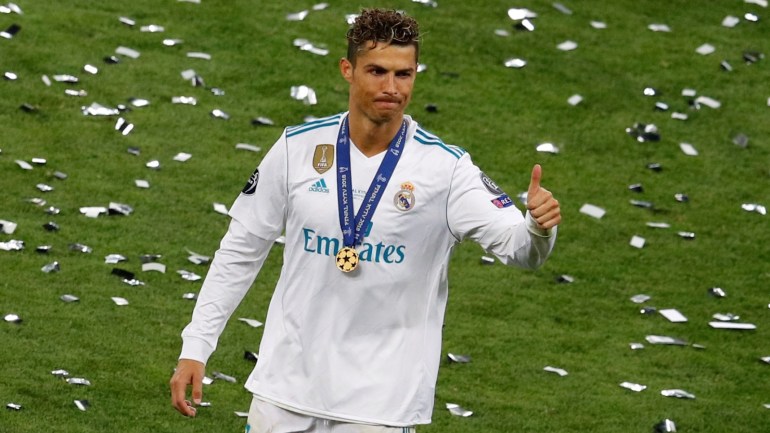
left=245, top=396, right=416, bottom=433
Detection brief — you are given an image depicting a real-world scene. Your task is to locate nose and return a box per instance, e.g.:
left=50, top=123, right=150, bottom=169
left=383, top=73, right=397, bottom=95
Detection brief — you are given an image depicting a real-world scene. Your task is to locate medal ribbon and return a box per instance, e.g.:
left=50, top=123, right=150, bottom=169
left=336, top=115, right=407, bottom=248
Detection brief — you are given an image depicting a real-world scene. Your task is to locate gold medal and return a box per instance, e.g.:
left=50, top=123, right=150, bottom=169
left=335, top=247, right=359, bottom=273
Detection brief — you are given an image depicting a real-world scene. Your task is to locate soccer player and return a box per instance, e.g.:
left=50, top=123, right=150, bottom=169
left=170, top=8, right=561, bottom=432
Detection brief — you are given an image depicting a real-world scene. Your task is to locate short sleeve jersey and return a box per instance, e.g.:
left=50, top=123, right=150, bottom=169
left=229, top=112, right=534, bottom=426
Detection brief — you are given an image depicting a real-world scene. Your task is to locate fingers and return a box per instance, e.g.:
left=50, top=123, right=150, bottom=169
left=170, top=359, right=205, bottom=417
left=528, top=164, right=542, bottom=197
left=530, top=201, right=561, bottom=230
left=191, top=368, right=203, bottom=406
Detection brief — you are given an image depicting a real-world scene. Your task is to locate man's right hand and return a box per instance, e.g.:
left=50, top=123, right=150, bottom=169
left=170, top=359, right=205, bottom=417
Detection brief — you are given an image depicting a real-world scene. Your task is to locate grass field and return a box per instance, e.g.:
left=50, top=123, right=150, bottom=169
left=1, top=1, right=769, bottom=432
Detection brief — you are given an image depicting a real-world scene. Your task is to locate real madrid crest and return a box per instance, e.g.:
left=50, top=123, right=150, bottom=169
left=394, top=182, right=416, bottom=212
left=313, top=144, right=334, bottom=174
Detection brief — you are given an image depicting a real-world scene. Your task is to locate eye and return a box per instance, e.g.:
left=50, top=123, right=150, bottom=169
left=369, top=67, right=387, bottom=75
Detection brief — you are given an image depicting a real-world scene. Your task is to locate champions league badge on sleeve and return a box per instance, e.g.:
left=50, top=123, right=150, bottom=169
left=242, top=167, right=259, bottom=195
left=394, top=182, right=416, bottom=211
left=313, top=144, right=334, bottom=174
left=480, top=172, right=504, bottom=195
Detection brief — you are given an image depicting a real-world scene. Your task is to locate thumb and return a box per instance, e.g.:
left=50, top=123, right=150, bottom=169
left=528, top=164, right=542, bottom=196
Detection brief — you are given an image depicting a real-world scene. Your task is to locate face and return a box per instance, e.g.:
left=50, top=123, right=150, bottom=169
left=340, top=42, right=417, bottom=125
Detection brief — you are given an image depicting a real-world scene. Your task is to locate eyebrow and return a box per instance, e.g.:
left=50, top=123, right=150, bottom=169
left=363, top=63, right=416, bottom=73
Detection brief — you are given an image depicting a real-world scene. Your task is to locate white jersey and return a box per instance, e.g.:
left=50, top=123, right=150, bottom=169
left=180, top=112, right=556, bottom=427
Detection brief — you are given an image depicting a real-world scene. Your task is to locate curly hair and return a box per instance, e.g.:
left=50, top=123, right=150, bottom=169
left=346, top=8, right=420, bottom=64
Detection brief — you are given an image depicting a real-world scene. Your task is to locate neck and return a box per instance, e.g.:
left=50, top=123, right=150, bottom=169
left=347, top=112, right=404, bottom=157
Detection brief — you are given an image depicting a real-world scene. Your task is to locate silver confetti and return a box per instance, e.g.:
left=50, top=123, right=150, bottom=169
left=544, top=366, right=568, bottom=376
left=82, top=102, right=120, bottom=116
left=567, top=94, right=583, bottom=105
left=1, top=240, right=25, bottom=251
left=172, top=96, right=197, bottom=105
left=655, top=419, right=677, bottom=432
left=0, top=219, right=18, bottom=234
left=238, top=318, right=263, bottom=328
left=41, top=261, right=60, bottom=273
left=187, top=52, right=211, bottom=60
left=211, top=109, right=230, bottom=120
left=187, top=250, right=211, bottom=265
left=115, top=46, right=140, bottom=59
left=213, top=203, right=228, bottom=215
left=447, top=353, right=471, bottom=363
left=504, top=58, right=527, bottom=68
left=695, top=43, right=715, bottom=55
left=142, top=262, right=166, bottom=273
left=741, top=203, right=766, bottom=215
left=620, top=381, right=647, bottom=392
left=290, top=85, right=317, bottom=105
left=16, top=160, right=33, bottom=170
left=708, top=287, right=726, bottom=297
left=286, top=10, right=309, bottom=21
left=709, top=321, right=756, bottom=330
left=212, top=371, right=237, bottom=383
left=115, top=117, right=134, bottom=135
left=178, top=270, right=202, bottom=281
left=67, top=377, right=91, bottom=386
left=648, top=23, right=671, bottom=32
left=712, top=313, right=740, bottom=322
left=69, top=243, right=93, bottom=253
left=61, top=294, right=79, bottom=303
left=507, top=8, right=537, bottom=20
left=446, top=403, right=473, bottom=417
left=4, top=313, right=22, bottom=323
left=579, top=203, right=605, bottom=219
left=557, top=40, right=578, bottom=51
left=629, top=235, right=645, bottom=249
left=536, top=143, right=560, bottom=154
left=140, top=24, right=164, bottom=33
left=552, top=2, right=572, bottom=14
left=109, top=202, right=133, bottom=216
left=173, top=152, right=192, bottom=162
left=647, top=222, right=670, bottom=229
left=661, top=389, right=695, bottom=399
left=294, top=38, right=329, bottom=56
left=646, top=335, right=687, bottom=346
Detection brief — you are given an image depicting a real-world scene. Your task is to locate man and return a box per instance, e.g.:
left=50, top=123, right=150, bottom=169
left=170, top=8, right=561, bottom=432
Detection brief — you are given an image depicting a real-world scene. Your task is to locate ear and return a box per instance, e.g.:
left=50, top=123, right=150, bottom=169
left=339, top=58, right=354, bottom=83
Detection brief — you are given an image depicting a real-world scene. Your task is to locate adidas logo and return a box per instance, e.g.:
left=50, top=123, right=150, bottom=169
left=308, top=178, right=330, bottom=193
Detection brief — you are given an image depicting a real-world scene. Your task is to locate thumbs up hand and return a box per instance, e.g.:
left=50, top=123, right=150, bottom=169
left=526, top=164, right=561, bottom=230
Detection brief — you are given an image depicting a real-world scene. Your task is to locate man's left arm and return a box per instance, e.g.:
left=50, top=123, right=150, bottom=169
left=447, top=157, right=561, bottom=269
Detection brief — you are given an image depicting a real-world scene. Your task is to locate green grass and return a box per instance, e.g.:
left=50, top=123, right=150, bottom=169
left=2, top=0, right=769, bottom=432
